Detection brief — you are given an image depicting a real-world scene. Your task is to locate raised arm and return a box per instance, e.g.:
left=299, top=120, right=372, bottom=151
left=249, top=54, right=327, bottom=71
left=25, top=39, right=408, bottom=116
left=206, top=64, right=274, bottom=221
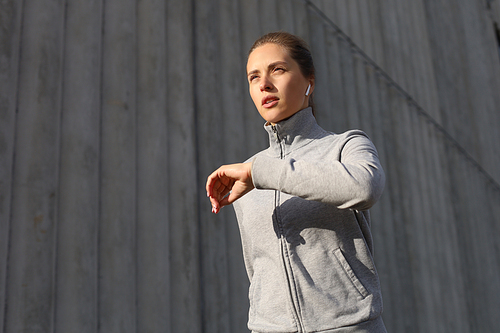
left=251, top=131, right=385, bottom=211
left=206, top=131, right=385, bottom=213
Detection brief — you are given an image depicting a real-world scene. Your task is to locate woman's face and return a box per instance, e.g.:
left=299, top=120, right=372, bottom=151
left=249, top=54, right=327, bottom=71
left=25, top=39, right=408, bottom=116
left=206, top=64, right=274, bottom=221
left=247, top=43, right=313, bottom=124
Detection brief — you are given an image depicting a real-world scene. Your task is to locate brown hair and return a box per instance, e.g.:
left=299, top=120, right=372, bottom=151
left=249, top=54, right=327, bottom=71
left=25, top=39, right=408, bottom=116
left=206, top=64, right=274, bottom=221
left=248, top=31, right=316, bottom=114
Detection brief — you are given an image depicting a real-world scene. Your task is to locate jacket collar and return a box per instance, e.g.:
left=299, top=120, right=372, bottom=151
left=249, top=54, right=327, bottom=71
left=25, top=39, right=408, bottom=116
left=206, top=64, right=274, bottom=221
left=264, top=107, right=323, bottom=155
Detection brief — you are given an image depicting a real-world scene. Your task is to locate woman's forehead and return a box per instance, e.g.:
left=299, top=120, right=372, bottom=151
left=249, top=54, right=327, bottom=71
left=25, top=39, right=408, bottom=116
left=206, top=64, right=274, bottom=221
left=247, top=44, right=293, bottom=71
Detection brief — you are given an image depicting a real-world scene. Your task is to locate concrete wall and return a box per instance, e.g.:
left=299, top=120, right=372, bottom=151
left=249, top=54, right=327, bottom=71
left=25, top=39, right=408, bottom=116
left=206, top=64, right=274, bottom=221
left=1, top=0, right=499, bottom=332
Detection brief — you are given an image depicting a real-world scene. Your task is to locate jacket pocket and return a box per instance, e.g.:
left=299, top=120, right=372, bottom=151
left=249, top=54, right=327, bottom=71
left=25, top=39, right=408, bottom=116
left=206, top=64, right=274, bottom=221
left=332, top=247, right=369, bottom=299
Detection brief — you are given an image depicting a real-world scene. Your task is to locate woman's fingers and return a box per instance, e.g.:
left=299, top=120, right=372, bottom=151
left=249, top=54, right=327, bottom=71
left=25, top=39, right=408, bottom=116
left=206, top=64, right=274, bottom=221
left=206, top=162, right=254, bottom=214
left=206, top=174, right=227, bottom=213
left=205, top=169, right=219, bottom=197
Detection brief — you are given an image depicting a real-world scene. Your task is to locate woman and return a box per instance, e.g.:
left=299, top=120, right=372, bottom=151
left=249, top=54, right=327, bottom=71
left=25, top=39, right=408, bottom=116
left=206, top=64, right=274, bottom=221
left=206, top=32, right=387, bottom=333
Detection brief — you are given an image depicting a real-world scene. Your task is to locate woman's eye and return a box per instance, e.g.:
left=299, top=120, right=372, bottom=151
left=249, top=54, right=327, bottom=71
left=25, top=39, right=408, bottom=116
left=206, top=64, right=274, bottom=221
left=274, top=67, right=285, bottom=73
left=249, top=75, right=258, bottom=82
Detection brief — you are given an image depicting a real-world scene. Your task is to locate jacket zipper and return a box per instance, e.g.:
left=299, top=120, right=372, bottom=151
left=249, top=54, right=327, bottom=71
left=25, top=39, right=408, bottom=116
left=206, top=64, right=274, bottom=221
left=272, top=125, right=305, bottom=332
left=272, top=125, right=282, bottom=159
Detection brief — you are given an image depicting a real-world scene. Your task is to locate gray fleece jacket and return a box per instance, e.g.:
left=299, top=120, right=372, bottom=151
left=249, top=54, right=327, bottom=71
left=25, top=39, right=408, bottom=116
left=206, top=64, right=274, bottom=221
left=233, top=108, right=387, bottom=333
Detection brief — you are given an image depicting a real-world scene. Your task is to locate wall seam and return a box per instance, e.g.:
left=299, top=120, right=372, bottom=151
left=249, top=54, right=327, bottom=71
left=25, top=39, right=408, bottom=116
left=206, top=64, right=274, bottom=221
left=191, top=0, right=206, bottom=331
left=52, top=0, right=70, bottom=331
left=97, top=0, right=106, bottom=331
left=134, top=0, right=139, bottom=331
left=2, top=0, right=25, bottom=330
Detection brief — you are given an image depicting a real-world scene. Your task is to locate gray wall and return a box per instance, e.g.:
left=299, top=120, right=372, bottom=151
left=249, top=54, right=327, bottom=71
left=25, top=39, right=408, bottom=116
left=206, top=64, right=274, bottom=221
left=1, top=0, right=499, bottom=332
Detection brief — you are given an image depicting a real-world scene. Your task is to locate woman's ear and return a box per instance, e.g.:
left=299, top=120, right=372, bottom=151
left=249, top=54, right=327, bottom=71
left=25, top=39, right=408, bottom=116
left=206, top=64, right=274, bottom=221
left=306, top=79, right=315, bottom=96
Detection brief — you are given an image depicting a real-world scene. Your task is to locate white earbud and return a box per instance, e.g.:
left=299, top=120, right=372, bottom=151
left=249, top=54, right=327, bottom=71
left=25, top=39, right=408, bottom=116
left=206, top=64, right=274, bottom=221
left=305, top=84, right=311, bottom=96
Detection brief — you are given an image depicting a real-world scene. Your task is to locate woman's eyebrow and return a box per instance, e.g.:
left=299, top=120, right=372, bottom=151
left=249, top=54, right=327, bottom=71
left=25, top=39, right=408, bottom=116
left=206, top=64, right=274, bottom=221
left=268, top=61, right=288, bottom=68
left=247, top=61, right=289, bottom=76
left=247, top=69, right=259, bottom=77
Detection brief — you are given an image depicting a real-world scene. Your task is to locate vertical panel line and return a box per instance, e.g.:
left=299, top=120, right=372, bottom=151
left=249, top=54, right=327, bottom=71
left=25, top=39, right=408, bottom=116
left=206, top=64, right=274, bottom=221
left=191, top=0, right=205, bottom=331
left=52, top=0, right=70, bottom=331
left=163, top=0, right=171, bottom=330
left=97, top=0, right=106, bottom=331
left=2, top=0, right=25, bottom=330
left=134, top=0, right=139, bottom=331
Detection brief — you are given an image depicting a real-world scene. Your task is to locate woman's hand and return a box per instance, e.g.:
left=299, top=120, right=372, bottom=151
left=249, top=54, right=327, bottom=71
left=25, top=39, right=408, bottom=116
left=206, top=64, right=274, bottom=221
left=206, top=162, right=254, bottom=214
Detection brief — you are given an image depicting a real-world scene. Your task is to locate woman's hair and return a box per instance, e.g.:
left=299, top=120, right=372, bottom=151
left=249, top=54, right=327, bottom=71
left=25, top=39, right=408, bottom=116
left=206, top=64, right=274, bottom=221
left=248, top=31, right=316, bottom=114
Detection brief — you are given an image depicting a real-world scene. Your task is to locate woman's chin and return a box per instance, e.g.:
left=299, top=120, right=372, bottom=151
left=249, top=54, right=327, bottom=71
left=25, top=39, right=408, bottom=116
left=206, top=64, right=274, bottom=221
left=261, top=109, right=299, bottom=125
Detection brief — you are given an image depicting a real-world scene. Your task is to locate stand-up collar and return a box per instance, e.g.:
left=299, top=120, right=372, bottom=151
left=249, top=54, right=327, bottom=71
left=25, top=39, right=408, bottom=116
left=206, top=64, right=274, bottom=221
left=264, top=107, right=323, bottom=156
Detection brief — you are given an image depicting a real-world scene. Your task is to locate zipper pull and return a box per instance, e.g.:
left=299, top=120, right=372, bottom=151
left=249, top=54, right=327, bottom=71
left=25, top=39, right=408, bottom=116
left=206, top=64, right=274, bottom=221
left=272, top=125, right=284, bottom=158
left=272, top=125, right=279, bottom=141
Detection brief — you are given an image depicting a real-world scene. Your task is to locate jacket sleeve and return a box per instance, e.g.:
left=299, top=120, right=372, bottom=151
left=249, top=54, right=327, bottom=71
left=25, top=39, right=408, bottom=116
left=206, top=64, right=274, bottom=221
left=251, top=131, right=385, bottom=211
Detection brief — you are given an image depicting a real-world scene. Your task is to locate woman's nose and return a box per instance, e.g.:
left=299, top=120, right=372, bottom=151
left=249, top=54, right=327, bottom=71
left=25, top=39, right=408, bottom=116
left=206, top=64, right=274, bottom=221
left=259, top=77, right=273, bottom=91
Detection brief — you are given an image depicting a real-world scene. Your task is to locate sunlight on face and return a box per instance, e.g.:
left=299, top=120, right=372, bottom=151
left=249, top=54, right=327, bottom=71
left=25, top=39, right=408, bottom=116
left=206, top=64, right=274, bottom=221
left=247, top=43, right=313, bottom=124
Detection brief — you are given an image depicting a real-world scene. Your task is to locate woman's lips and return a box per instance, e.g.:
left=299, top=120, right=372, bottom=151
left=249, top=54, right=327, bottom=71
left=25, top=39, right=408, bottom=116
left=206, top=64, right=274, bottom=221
left=262, top=96, right=279, bottom=108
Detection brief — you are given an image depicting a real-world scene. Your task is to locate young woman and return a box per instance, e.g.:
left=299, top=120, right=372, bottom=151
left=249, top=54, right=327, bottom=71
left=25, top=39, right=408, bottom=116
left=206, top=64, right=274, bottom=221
left=206, top=32, right=387, bottom=333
